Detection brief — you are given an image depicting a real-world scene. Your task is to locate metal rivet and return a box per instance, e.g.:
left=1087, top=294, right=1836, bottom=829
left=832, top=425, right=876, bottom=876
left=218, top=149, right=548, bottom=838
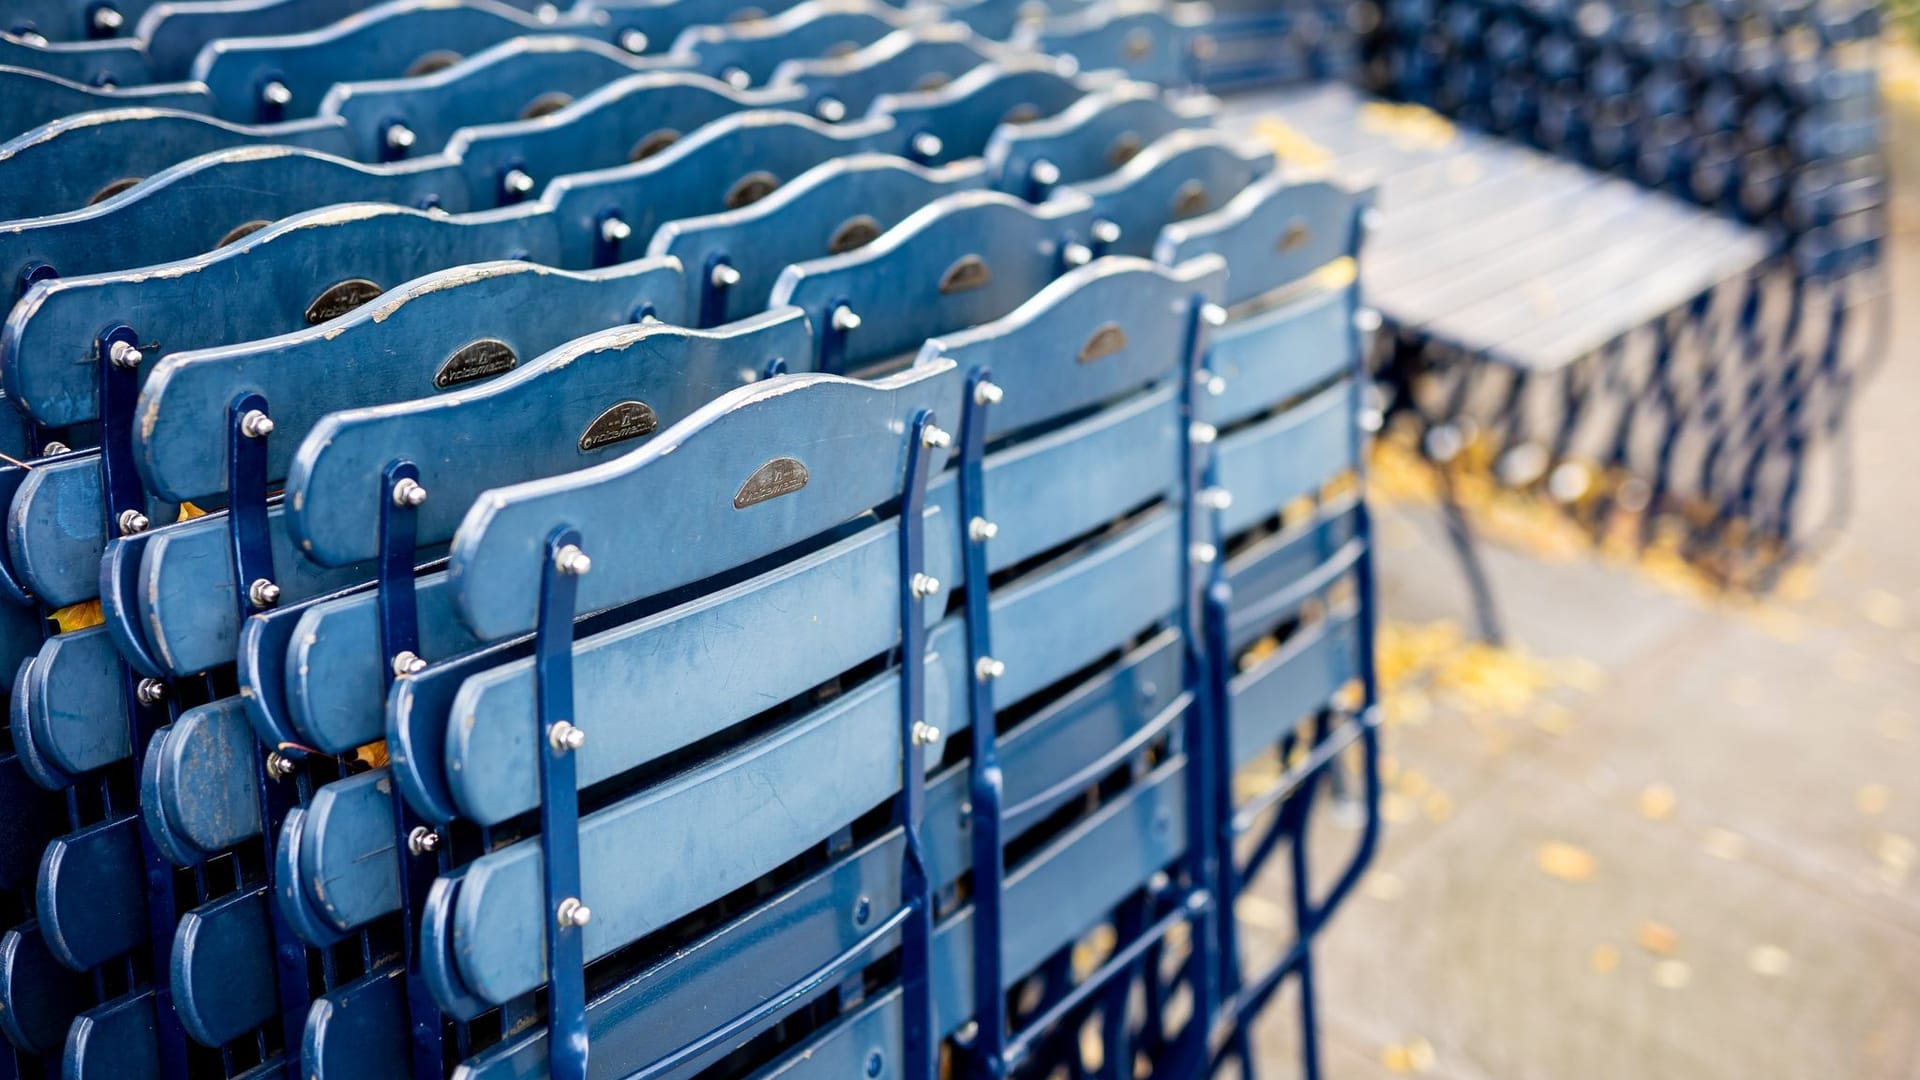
left=1190, top=542, right=1218, bottom=565
left=911, top=132, right=944, bottom=159
left=920, top=425, right=951, bottom=449
left=975, top=656, right=1005, bottom=682
left=912, top=721, right=941, bottom=745
left=910, top=573, right=940, bottom=598
left=554, top=544, right=592, bottom=576
left=40, top=441, right=69, bottom=456
left=722, top=66, right=750, bottom=89
left=385, top=124, right=416, bottom=152
left=407, top=826, right=440, bottom=855
left=1092, top=218, right=1121, bottom=244
left=108, top=340, right=143, bottom=369
left=391, top=477, right=427, bottom=507
left=1202, top=486, right=1234, bottom=510
left=1062, top=242, right=1092, bottom=267
left=1189, top=422, right=1218, bottom=445
left=969, top=517, right=998, bottom=542
left=1030, top=159, right=1061, bottom=187
left=619, top=28, right=648, bottom=53
left=502, top=168, right=536, bottom=197
left=831, top=304, right=861, bottom=332
left=240, top=410, right=275, bottom=439
left=261, top=80, right=292, bottom=108
left=710, top=264, right=741, bottom=288
left=814, top=96, right=847, bottom=122
left=135, top=678, right=166, bottom=706
left=392, top=650, right=428, bottom=677
left=1361, top=208, right=1383, bottom=232
left=600, top=216, right=632, bottom=243
left=248, top=579, right=281, bottom=608
left=1354, top=308, right=1383, bottom=333
left=118, top=509, right=149, bottom=536
left=549, top=720, right=587, bottom=752
left=265, top=752, right=296, bottom=780
left=1202, top=303, right=1228, bottom=327
left=973, top=380, right=1004, bottom=406
left=92, top=6, right=124, bottom=32
left=557, top=897, right=592, bottom=928
left=1206, top=375, right=1227, bottom=397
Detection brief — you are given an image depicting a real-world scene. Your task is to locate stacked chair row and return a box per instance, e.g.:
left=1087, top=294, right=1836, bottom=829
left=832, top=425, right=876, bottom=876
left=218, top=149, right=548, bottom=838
left=0, top=1, right=1381, bottom=1079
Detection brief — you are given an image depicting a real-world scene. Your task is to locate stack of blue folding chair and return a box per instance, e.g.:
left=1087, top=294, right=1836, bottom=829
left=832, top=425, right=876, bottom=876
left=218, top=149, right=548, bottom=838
left=0, top=2, right=1381, bottom=1078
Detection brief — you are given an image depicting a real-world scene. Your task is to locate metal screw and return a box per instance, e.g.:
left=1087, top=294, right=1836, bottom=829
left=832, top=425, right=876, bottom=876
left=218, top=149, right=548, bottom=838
left=239, top=410, right=275, bottom=439
left=1189, top=421, right=1218, bottom=445
left=710, top=264, right=741, bottom=288
left=910, top=573, right=940, bottom=598
left=814, top=96, right=847, bottom=122
left=391, top=477, right=428, bottom=507
left=261, top=80, right=293, bottom=108
left=920, top=425, right=951, bottom=449
left=118, top=509, right=149, bottom=536
left=41, top=441, right=69, bottom=456
left=831, top=304, right=861, bottom=332
left=974, top=380, right=1004, bottom=406
left=1201, top=486, right=1234, bottom=510
left=975, top=656, right=1006, bottom=682
left=1190, top=542, right=1218, bottom=565
left=911, top=721, right=941, bottom=745
left=248, top=579, right=281, bottom=608
left=1030, top=159, right=1061, bottom=187
left=549, top=720, right=588, bottom=753
left=135, top=678, right=166, bottom=706
left=392, top=650, right=428, bottom=677
left=1206, top=375, right=1226, bottom=396
left=1202, top=303, right=1228, bottom=327
left=910, top=132, right=944, bottom=159
left=554, top=544, right=592, bottom=576
left=1062, top=242, right=1092, bottom=267
left=557, top=897, right=593, bottom=928
left=108, top=340, right=143, bottom=369
left=600, top=216, right=632, bottom=244
left=385, top=124, right=416, bottom=152
left=407, top=826, right=440, bottom=855
left=969, top=517, right=998, bottom=542
left=1354, top=308, right=1382, bottom=333
left=91, top=6, right=124, bottom=33
left=1092, top=218, right=1121, bottom=245
left=1361, top=207, right=1383, bottom=232
left=619, top=28, right=648, bottom=53
left=502, top=168, right=536, bottom=197
left=265, top=752, right=296, bottom=780
left=722, top=66, right=750, bottom=89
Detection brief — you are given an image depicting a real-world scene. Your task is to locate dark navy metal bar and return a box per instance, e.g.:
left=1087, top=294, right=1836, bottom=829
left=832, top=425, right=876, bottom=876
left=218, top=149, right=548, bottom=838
left=897, top=409, right=939, bottom=1080
left=534, top=526, right=589, bottom=1080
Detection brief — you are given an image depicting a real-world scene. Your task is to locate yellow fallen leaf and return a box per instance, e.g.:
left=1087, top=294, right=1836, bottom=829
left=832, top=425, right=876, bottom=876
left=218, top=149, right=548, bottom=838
left=1635, top=920, right=1680, bottom=956
left=1537, top=842, right=1596, bottom=883
left=1589, top=944, right=1620, bottom=974
left=1856, top=784, right=1891, bottom=817
left=1638, top=784, right=1677, bottom=822
left=1651, top=958, right=1692, bottom=990
left=1382, top=793, right=1418, bottom=825
left=51, top=599, right=103, bottom=633
left=355, top=740, right=390, bottom=770
left=1423, top=791, right=1454, bottom=824
left=177, top=501, right=209, bottom=521
left=1395, top=770, right=1431, bottom=799
left=1381, top=1044, right=1412, bottom=1074
left=1406, top=1037, right=1437, bottom=1074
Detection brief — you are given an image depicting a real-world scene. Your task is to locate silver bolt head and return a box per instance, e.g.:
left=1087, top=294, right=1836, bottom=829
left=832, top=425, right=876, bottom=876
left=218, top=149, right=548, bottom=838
left=407, top=826, right=441, bottom=855
left=391, top=477, right=428, bottom=507
left=600, top=216, right=633, bottom=243
left=92, top=6, right=124, bottom=31
left=1030, top=159, right=1061, bottom=187
left=240, top=410, right=275, bottom=438
left=108, top=340, right=143, bottom=369
left=1202, top=303, right=1229, bottom=328
left=1202, top=486, right=1234, bottom=510
left=1354, top=307, right=1383, bottom=333
left=265, top=752, right=296, bottom=780
left=1092, top=219, right=1122, bottom=244
left=619, top=28, right=649, bottom=52
left=975, top=656, right=1006, bottom=681
left=41, top=441, right=69, bottom=456
left=1206, top=375, right=1227, bottom=397
left=503, top=168, right=536, bottom=196
left=710, top=263, right=742, bottom=288
left=911, top=721, right=941, bottom=745
left=910, top=572, right=940, bottom=598
left=554, top=544, right=592, bottom=576
left=135, top=678, right=166, bottom=706
left=968, top=517, right=999, bottom=542
left=831, top=304, right=862, bottom=332
left=920, top=425, right=951, bottom=449
left=814, top=96, right=847, bottom=122
left=1062, top=242, right=1092, bottom=267
left=722, top=67, right=751, bottom=89
left=557, top=897, right=593, bottom=928
left=392, top=650, right=428, bottom=676
left=1189, top=421, right=1218, bottom=445
left=118, top=509, right=150, bottom=536
left=385, top=124, right=417, bottom=151
left=1190, top=542, right=1218, bottom=565
left=249, top=578, right=281, bottom=608
left=550, top=720, right=588, bottom=752
left=261, top=80, right=292, bottom=107
left=911, top=132, right=944, bottom=159
left=974, top=380, right=1004, bottom=406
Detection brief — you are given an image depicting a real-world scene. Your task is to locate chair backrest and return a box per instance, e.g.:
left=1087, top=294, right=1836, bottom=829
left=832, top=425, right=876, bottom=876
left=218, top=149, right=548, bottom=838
left=1055, top=126, right=1273, bottom=257
left=983, top=80, right=1216, bottom=198
left=867, top=54, right=1104, bottom=164
left=769, top=22, right=1009, bottom=120
left=669, top=0, right=920, bottom=86
left=1018, top=0, right=1215, bottom=86
left=0, top=64, right=214, bottom=143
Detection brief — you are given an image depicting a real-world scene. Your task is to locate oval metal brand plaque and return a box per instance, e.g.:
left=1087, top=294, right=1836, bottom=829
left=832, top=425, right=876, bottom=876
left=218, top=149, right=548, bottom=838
left=520, top=91, right=574, bottom=119
left=1078, top=322, right=1128, bottom=363
left=434, top=338, right=519, bottom=390
left=734, top=457, right=809, bottom=509
left=305, top=279, right=383, bottom=325
left=88, top=177, right=142, bottom=205
left=827, top=214, right=882, bottom=254
left=216, top=219, right=271, bottom=247
left=1124, top=27, right=1154, bottom=58
left=1106, top=131, right=1144, bottom=168
left=579, top=400, right=659, bottom=452
left=1171, top=179, right=1210, bottom=218
left=726, top=170, right=780, bottom=209
left=406, top=49, right=463, bottom=77
left=1001, top=103, right=1040, bottom=124
left=630, top=129, right=681, bottom=162
left=939, top=254, right=991, bottom=294
left=1277, top=219, right=1311, bottom=251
